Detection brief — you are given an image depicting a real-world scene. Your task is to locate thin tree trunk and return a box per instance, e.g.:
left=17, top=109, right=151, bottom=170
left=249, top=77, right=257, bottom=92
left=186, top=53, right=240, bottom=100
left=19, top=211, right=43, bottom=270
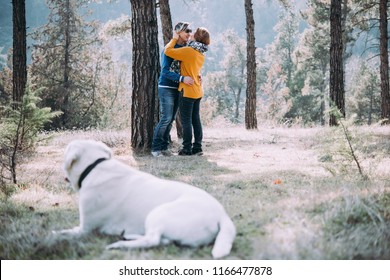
left=61, top=0, right=71, bottom=127
left=12, top=0, right=27, bottom=108
left=380, top=0, right=390, bottom=123
left=244, top=0, right=257, bottom=129
left=368, top=85, right=373, bottom=125
left=329, top=0, right=345, bottom=126
left=235, top=88, right=241, bottom=121
left=130, top=0, right=160, bottom=151
left=159, top=0, right=172, bottom=45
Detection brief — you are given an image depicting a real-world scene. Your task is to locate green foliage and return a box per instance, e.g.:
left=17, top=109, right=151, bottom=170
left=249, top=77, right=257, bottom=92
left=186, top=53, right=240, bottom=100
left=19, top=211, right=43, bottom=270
left=204, top=30, right=246, bottom=123
left=348, top=60, right=381, bottom=125
left=256, top=6, right=331, bottom=125
left=0, top=86, right=61, bottom=185
left=320, top=106, right=370, bottom=179
left=273, top=9, right=298, bottom=90
left=0, top=65, right=12, bottom=108
left=286, top=0, right=330, bottom=124
left=30, top=0, right=103, bottom=129
left=256, top=8, right=299, bottom=123
left=0, top=184, right=18, bottom=201
left=258, top=59, right=292, bottom=122
left=0, top=47, right=7, bottom=70
left=28, top=0, right=132, bottom=130
left=321, top=191, right=390, bottom=259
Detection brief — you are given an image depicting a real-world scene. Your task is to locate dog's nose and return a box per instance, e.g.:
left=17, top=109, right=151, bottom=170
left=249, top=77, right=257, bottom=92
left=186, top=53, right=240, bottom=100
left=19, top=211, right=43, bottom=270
left=65, top=178, right=70, bottom=183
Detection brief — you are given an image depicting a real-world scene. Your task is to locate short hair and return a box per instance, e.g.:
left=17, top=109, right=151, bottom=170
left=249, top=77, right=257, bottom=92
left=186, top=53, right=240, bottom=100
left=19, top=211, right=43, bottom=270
left=174, top=22, right=190, bottom=33
left=194, top=27, right=210, bottom=45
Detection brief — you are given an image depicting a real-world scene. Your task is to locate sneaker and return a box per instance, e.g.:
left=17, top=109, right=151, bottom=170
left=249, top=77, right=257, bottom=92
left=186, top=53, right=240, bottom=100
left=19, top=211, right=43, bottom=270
left=178, top=149, right=192, bottom=156
left=192, top=148, right=203, bottom=156
left=161, top=149, right=173, bottom=156
left=151, top=151, right=163, bottom=157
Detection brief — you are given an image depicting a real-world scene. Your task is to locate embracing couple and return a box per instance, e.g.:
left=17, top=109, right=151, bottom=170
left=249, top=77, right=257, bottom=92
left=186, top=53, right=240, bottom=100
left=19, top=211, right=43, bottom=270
left=151, top=22, right=210, bottom=157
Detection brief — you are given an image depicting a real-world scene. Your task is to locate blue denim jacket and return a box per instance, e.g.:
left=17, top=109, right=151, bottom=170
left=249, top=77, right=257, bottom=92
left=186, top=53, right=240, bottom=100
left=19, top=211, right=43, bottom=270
left=158, top=44, right=183, bottom=88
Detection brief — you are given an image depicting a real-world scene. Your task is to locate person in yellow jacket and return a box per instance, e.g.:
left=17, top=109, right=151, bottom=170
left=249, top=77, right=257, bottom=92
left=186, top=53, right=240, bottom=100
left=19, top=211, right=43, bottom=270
left=151, top=22, right=193, bottom=157
left=164, top=27, right=210, bottom=155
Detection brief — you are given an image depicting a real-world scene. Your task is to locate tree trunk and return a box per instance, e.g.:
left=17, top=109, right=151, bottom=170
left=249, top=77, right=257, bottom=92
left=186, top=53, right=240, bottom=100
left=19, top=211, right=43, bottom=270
left=158, top=0, right=182, bottom=138
left=244, top=0, right=257, bottom=129
left=329, top=0, right=345, bottom=126
left=130, top=0, right=160, bottom=151
left=158, top=0, right=172, bottom=45
left=12, top=0, right=27, bottom=108
left=320, top=63, right=327, bottom=126
left=11, top=0, right=27, bottom=184
left=380, top=0, right=390, bottom=124
left=235, top=88, right=242, bottom=122
left=61, top=0, right=71, bottom=127
left=368, top=85, right=373, bottom=125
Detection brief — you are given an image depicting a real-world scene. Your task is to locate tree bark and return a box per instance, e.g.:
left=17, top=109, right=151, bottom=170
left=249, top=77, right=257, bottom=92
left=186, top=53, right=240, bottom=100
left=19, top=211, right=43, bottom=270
left=329, top=0, right=345, bottom=126
left=244, top=0, right=257, bottom=129
left=158, top=0, right=172, bottom=45
left=130, top=0, right=160, bottom=151
left=61, top=0, right=71, bottom=127
left=380, top=0, right=390, bottom=123
left=12, top=0, right=27, bottom=108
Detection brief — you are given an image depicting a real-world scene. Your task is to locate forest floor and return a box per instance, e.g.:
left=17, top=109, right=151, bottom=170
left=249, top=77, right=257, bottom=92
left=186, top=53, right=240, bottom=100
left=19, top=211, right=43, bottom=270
left=1, top=123, right=390, bottom=259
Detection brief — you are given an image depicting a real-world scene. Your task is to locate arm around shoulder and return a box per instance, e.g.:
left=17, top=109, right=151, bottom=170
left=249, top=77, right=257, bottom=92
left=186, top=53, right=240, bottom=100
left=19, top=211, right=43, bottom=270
left=164, top=38, right=178, bottom=53
left=164, top=38, right=188, bottom=61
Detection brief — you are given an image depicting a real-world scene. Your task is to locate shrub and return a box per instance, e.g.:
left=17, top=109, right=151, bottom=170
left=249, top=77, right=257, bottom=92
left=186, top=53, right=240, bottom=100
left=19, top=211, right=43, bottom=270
left=0, top=86, right=61, bottom=186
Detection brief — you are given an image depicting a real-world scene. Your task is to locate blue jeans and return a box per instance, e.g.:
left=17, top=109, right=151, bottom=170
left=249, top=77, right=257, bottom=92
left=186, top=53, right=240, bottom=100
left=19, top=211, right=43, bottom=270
left=180, top=94, right=202, bottom=152
left=152, top=87, right=180, bottom=152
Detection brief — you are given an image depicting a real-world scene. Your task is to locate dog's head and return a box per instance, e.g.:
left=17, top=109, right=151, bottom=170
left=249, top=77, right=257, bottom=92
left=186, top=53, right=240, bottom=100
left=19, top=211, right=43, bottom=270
left=63, top=140, right=112, bottom=191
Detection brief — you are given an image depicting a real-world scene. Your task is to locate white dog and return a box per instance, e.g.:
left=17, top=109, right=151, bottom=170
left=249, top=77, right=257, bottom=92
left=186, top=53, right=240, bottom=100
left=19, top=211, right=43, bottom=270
left=55, top=140, right=236, bottom=259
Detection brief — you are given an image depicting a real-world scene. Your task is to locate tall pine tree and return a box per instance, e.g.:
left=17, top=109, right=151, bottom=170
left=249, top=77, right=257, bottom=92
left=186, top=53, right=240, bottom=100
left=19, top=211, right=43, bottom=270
left=244, top=0, right=257, bottom=129
left=379, top=0, right=390, bottom=123
left=12, top=0, right=27, bottom=108
left=329, top=0, right=345, bottom=126
left=31, top=0, right=101, bottom=129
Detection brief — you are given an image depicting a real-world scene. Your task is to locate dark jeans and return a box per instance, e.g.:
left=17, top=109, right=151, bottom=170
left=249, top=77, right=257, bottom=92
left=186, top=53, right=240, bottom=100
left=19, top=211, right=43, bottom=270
left=151, top=87, right=180, bottom=152
left=180, top=94, right=202, bottom=152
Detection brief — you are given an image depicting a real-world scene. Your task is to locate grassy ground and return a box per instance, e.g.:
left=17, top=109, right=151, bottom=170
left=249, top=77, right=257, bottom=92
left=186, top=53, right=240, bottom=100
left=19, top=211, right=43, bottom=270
left=1, top=123, right=389, bottom=259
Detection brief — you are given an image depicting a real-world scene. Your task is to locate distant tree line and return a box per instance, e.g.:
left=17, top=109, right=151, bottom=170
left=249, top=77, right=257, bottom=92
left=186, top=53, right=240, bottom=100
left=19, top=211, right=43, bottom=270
left=1, top=0, right=390, bottom=154
left=205, top=0, right=390, bottom=127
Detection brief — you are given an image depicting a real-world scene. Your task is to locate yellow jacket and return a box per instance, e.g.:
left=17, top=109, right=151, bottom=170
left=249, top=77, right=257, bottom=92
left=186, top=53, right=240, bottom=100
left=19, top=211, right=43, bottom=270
left=164, top=38, right=205, bottom=99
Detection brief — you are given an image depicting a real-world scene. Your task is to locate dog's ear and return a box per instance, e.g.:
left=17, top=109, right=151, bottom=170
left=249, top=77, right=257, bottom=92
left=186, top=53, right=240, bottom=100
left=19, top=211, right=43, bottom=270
left=63, top=143, right=80, bottom=173
left=97, top=141, right=113, bottom=159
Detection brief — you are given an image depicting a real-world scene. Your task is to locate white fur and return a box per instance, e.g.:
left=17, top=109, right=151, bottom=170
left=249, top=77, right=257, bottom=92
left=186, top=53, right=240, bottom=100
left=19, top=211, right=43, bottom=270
left=54, top=140, right=236, bottom=259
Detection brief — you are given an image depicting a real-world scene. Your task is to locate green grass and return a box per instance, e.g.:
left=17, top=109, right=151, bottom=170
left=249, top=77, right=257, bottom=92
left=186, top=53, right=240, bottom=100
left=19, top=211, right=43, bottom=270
left=0, top=125, right=389, bottom=259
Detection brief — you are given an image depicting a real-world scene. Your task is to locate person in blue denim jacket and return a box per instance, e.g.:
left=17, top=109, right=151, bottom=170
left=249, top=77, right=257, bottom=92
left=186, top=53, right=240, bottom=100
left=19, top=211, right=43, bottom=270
left=151, top=22, right=194, bottom=157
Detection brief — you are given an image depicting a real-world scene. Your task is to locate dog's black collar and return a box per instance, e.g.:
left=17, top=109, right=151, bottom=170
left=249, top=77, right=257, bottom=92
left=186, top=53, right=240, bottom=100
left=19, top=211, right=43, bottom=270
left=78, top=158, right=107, bottom=189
